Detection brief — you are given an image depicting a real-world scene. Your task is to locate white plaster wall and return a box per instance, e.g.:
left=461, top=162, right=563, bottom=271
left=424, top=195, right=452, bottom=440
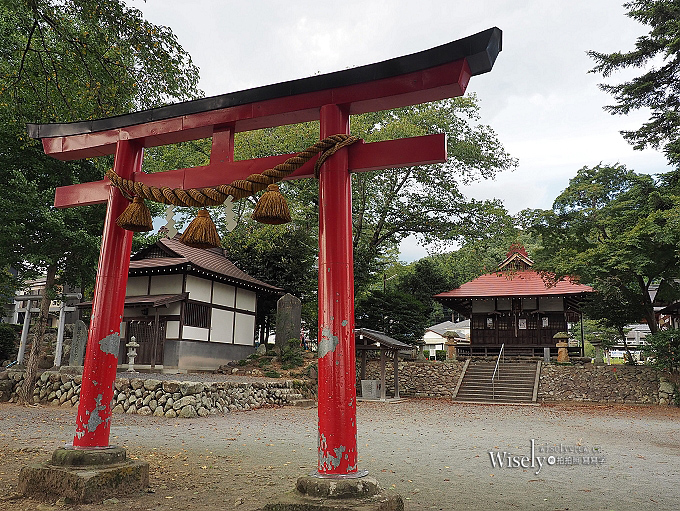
left=165, top=303, right=181, bottom=315
left=423, top=331, right=444, bottom=342
left=182, top=325, right=209, bottom=342
left=211, top=308, right=234, bottom=343
left=126, top=276, right=149, bottom=296
left=150, top=274, right=183, bottom=295
left=186, top=275, right=212, bottom=303
left=233, top=313, right=255, bottom=345
left=166, top=320, right=180, bottom=339
left=472, top=299, right=495, bottom=313
left=539, top=297, right=564, bottom=312
left=213, top=282, right=236, bottom=307
left=235, top=288, right=256, bottom=312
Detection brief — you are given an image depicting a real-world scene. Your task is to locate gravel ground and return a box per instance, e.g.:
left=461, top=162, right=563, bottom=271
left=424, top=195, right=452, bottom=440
left=1, top=400, right=679, bottom=511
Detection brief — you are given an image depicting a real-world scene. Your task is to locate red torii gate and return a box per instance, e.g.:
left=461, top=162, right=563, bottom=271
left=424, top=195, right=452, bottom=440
left=28, top=28, right=501, bottom=477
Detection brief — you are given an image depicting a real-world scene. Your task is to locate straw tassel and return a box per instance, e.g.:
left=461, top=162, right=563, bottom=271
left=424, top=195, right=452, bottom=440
left=252, top=183, right=291, bottom=225
left=116, top=197, right=153, bottom=232
left=179, top=209, right=221, bottom=249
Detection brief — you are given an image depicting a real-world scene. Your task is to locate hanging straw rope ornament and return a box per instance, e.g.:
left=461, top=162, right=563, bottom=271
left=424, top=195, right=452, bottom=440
left=106, top=134, right=359, bottom=247
left=116, top=197, right=153, bottom=232
left=179, top=209, right=221, bottom=249
left=252, top=183, right=291, bottom=224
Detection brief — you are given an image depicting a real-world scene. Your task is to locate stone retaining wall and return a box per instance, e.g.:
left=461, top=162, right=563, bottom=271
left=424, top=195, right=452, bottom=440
left=357, top=360, right=466, bottom=398
left=538, top=364, right=676, bottom=404
left=0, top=370, right=315, bottom=417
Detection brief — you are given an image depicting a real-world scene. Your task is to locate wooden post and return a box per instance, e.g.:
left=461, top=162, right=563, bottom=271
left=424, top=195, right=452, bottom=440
left=380, top=348, right=386, bottom=400
left=393, top=350, right=399, bottom=399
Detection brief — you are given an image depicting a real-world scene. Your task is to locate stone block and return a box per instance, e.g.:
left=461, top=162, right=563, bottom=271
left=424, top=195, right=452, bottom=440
left=18, top=447, right=149, bottom=504
left=263, top=476, right=403, bottom=511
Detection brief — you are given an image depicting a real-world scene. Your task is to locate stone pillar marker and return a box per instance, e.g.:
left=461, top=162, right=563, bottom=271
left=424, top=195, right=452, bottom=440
left=275, top=293, right=302, bottom=349
left=69, top=320, right=88, bottom=367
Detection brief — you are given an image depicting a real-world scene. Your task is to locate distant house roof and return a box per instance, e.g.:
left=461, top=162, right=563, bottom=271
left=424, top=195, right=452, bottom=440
left=355, top=328, right=412, bottom=351
left=434, top=271, right=593, bottom=300
left=425, top=320, right=470, bottom=337
left=129, top=237, right=283, bottom=294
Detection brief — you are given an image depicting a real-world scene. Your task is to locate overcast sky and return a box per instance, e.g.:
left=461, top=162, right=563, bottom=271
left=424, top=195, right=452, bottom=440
left=128, top=0, right=672, bottom=261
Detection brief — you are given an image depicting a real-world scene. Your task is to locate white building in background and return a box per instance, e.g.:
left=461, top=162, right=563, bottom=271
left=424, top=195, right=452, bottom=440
left=422, top=319, right=470, bottom=359
left=607, top=323, right=651, bottom=363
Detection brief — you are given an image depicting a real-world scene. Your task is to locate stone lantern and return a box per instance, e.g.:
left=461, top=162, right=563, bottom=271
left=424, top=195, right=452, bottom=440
left=126, top=336, right=140, bottom=373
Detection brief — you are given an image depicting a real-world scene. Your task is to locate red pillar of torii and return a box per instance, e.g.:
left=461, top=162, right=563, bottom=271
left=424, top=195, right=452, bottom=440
left=28, top=28, right=501, bottom=476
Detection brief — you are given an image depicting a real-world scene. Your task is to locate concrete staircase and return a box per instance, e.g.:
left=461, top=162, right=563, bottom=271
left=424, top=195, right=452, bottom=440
left=453, top=361, right=539, bottom=404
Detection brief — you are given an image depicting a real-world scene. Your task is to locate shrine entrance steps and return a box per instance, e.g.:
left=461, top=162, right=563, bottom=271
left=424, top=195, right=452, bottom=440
left=453, top=361, right=540, bottom=405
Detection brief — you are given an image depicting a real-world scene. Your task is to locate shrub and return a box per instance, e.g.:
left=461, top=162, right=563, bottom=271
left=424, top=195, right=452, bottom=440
left=280, top=338, right=304, bottom=370
left=423, top=349, right=430, bottom=359
left=0, top=324, right=17, bottom=362
left=265, top=370, right=281, bottom=378
left=643, top=329, right=680, bottom=373
left=435, top=350, right=446, bottom=361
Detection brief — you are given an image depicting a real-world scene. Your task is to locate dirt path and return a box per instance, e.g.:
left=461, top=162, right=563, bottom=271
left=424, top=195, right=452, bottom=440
left=1, top=400, right=679, bottom=511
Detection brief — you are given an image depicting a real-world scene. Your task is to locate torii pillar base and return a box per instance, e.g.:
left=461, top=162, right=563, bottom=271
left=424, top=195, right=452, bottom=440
left=17, top=446, right=148, bottom=504
left=262, top=475, right=403, bottom=511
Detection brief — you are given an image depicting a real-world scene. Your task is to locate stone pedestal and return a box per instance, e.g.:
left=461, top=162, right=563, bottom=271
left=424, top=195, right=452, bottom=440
left=18, top=446, right=149, bottom=504
left=556, top=341, right=570, bottom=363
left=263, top=475, right=403, bottom=511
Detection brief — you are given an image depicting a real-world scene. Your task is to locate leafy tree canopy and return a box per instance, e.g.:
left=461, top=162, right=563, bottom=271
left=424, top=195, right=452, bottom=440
left=588, top=0, right=680, bottom=165
left=527, top=163, right=680, bottom=334
left=180, top=97, right=517, bottom=334
left=0, top=0, right=201, bottom=294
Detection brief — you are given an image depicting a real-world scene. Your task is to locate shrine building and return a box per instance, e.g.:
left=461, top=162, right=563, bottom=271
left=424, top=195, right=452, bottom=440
left=82, top=236, right=282, bottom=371
left=434, top=245, right=594, bottom=357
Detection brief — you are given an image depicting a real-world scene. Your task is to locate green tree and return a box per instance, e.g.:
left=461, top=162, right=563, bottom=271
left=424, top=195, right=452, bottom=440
left=529, top=163, right=680, bottom=335
left=588, top=0, right=680, bottom=165
left=392, top=258, right=457, bottom=325
left=355, top=289, right=428, bottom=344
left=349, top=98, right=517, bottom=289
left=643, top=328, right=680, bottom=372
left=0, top=0, right=200, bottom=402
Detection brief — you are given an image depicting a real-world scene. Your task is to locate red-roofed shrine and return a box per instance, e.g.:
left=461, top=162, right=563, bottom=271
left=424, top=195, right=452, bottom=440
left=434, top=245, right=594, bottom=356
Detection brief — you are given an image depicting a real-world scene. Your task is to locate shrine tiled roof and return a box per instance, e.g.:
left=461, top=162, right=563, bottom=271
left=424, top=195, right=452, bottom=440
left=434, top=270, right=594, bottom=300
left=129, top=237, right=282, bottom=294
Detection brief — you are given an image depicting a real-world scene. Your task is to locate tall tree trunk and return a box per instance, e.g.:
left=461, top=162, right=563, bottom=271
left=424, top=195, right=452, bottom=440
left=18, top=264, right=57, bottom=405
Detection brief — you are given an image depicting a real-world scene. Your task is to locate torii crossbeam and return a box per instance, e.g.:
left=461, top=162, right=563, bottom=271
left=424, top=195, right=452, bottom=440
left=28, top=27, right=502, bottom=477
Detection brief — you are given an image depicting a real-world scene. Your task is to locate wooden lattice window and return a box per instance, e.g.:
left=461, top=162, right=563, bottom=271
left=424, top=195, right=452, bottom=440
left=185, top=302, right=210, bottom=328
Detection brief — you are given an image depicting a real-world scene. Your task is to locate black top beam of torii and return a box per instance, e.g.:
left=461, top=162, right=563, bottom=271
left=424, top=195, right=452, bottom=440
left=28, top=27, right=501, bottom=141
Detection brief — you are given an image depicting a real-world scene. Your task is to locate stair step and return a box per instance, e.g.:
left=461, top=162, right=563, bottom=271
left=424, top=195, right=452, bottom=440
left=453, top=361, right=539, bottom=404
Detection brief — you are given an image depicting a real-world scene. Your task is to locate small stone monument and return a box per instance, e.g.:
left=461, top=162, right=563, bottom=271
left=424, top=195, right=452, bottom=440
left=554, top=331, right=570, bottom=363
left=69, top=320, right=88, bottom=366
left=590, top=339, right=604, bottom=365
left=275, top=293, right=301, bottom=349
left=415, top=340, right=426, bottom=361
